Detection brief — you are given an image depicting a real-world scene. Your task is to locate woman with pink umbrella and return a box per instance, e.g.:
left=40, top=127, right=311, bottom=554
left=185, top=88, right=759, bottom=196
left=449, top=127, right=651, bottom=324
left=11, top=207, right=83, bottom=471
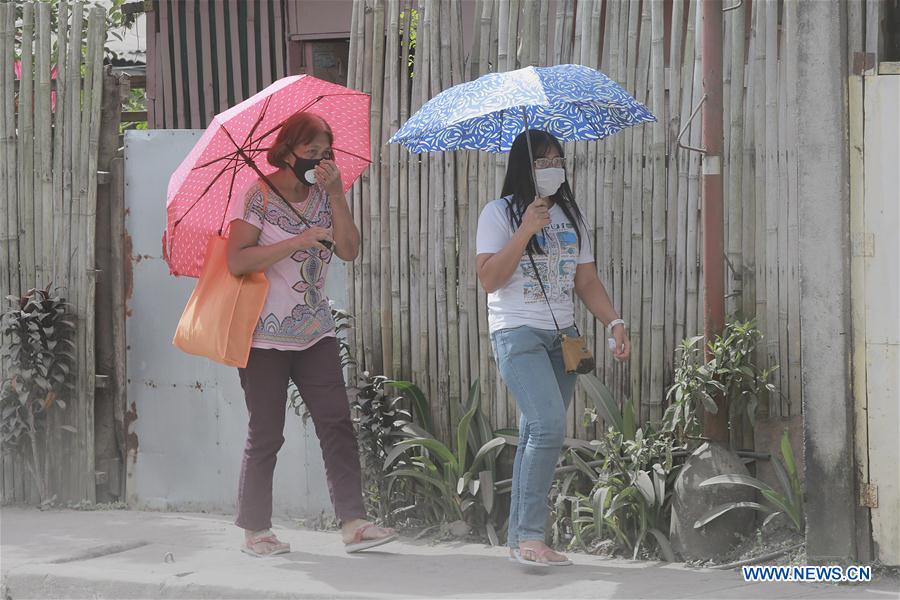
left=167, top=77, right=396, bottom=557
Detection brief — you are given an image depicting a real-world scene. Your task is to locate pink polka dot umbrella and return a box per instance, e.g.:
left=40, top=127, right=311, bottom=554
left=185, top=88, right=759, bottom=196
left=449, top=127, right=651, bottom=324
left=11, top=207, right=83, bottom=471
left=165, top=75, right=371, bottom=277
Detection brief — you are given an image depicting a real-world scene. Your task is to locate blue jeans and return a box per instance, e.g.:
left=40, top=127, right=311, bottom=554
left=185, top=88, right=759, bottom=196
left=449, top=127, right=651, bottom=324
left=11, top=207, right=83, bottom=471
left=491, top=325, right=578, bottom=548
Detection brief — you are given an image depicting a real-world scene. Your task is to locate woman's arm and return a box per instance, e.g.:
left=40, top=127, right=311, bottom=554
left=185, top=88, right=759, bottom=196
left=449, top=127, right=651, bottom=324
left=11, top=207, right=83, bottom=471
left=476, top=198, right=550, bottom=293
left=476, top=227, right=534, bottom=293
left=574, top=263, right=631, bottom=360
left=226, top=220, right=332, bottom=276
left=328, top=188, right=360, bottom=261
left=318, top=160, right=360, bottom=261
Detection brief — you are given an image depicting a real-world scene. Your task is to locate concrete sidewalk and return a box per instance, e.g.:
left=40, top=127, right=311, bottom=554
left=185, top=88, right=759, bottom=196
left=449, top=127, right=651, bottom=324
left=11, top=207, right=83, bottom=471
left=1, top=508, right=896, bottom=600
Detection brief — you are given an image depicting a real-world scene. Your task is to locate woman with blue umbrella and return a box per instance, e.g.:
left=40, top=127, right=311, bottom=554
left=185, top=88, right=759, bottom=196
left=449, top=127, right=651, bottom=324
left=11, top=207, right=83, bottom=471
left=392, top=64, right=654, bottom=566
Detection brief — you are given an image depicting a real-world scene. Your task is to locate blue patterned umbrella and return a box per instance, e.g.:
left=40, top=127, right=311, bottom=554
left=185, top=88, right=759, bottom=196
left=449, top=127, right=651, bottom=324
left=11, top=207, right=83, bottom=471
left=389, top=64, right=655, bottom=154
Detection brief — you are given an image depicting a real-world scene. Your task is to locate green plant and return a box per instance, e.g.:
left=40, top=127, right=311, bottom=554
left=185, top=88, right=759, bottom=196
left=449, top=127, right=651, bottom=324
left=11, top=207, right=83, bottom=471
left=662, top=320, right=778, bottom=445
left=351, top=373, right=419, bottom=522
left=556, top=374, right=679, bottom=560
left=694, top=429, right=804, bottom=532
left=567, top=426, right=678, bottom=561
left=384, top=379, right=506, bottom=544
left=1, top=287, right=76, bottom=502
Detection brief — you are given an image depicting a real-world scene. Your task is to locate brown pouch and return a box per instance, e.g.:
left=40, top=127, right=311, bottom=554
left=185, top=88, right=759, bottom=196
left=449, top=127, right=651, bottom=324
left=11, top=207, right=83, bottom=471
left=561, top=333, right=595, bottom=374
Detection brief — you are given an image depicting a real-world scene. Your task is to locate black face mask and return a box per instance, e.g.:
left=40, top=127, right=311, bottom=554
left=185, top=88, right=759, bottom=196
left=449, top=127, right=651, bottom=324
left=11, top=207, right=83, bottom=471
left=291, top=154, right=322, bottom=187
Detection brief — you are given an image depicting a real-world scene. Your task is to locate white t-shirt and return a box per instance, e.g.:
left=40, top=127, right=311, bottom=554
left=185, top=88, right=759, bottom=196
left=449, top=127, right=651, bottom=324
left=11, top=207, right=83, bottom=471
left=476, top=196, right=594, bottom=333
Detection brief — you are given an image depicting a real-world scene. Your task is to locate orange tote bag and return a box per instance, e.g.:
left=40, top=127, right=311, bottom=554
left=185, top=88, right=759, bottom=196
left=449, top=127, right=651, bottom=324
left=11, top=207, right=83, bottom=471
left=173, top=235, right=269, bottom=368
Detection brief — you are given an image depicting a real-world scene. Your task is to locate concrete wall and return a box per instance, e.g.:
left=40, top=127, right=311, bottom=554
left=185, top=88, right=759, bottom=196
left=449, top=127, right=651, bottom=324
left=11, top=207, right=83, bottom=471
left=123, top=130, right=346, bottom=519
left=795, top=0, right=857, bottom=562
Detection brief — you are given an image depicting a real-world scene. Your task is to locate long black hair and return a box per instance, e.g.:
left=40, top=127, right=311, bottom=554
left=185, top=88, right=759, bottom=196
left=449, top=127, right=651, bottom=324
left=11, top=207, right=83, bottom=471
left=500, top=129, right=586, bottom=255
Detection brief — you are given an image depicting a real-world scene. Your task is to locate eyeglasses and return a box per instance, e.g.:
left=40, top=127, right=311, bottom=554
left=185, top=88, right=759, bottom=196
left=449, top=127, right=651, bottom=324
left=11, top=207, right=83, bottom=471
left=534, top=157, right=565, bottom=169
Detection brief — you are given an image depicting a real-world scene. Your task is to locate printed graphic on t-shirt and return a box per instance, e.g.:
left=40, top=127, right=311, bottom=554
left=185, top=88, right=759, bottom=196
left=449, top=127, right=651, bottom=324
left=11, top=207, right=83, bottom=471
left=520, top=226, right=579, bottom=303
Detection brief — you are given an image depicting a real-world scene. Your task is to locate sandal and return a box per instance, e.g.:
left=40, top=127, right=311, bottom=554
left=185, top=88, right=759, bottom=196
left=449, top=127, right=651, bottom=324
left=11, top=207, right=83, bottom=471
left=241, top=530, right=291, bottom=557
left=344, top=523, right=398, bottom=554
left=516, top=545, right=572, bottom=567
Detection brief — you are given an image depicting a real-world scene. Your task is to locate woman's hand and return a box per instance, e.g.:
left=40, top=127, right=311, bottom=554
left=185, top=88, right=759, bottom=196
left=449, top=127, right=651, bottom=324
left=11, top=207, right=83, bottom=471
left=315, top=159, right=343, bottom=195
left=291, top=226, right=333, bottom=252
left=521, top=197, right=551, bottom=235
left=611, top=325, right=631, bottom=362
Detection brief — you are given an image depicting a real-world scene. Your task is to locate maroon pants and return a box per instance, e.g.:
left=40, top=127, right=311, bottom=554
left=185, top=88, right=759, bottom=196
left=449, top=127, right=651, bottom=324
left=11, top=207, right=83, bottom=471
left=235, top=337, right=366, bottom=531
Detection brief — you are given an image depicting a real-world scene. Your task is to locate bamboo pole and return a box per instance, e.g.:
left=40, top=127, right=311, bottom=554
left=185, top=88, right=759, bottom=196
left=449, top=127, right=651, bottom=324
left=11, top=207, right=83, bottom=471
left=2, top=2, right=19, bottom=297
left=463, top=0, right=483, bottom=402
left=361, top=0, right=376, bottom=372
left=387, top=0, right=402, bottom=379
left=399, top=1, right=412, bottom=381
left=675, top=0, right=698, bottom=368
left=51, top=0, right=68, bottom=284
left=492, top=0, right=511, bottom=428
left=538, top=0, right=549, bottom=66
left=476, top=0, right=494, bottom=421
left=685, top=4, right=702, bottom=341
left=627, top=0, right=645, bottom=416
left=560, top=0, right=575, bottom=64
left=34, top=2, right=52, bottom=287
left=422, top=0, right=440, bottom=430
left=430, top=0, right=452, bottom=436
left=601, top=0, right=621, bottom=397
left=379, top=0, right=394, bottom=379
left=408, top=0, right=424, bottom=387
left=552, top=0, right=566, bottom=65
left=19, top=3, right=36, bottom=289
left=0, top=2, right=10, bottom=305
left=416, top=0, right=431, bottom=396
left=66, top=2, right=84, bottom=286
left=346, top=0, right=361, bottom=383
left=784, top=0, right=802, bottom=416
left=741, top=0, right=757, bottom=327
left=368, top=0, right=387, bottom=375
left=664, top=0, right=684, bottom=392
left=440, top=0, right=461, bottom=426
left=621, top=0, right=639, bottom=408
left=753, top=0, right=767, bottom=404
left=776, top=40, right=789, bottom=417
left=608, top=0, right=628, bottom=407
left=648, top=0, right=666, bottom=418
left=764, top=0, right=778, bottom=416
left=636, top=0, right=653, bottom=423
left=727, top=0, right=746, bottom=318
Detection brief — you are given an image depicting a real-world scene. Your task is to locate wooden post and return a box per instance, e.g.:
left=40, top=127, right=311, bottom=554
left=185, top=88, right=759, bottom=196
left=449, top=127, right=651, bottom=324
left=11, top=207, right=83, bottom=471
left=700, top=0, right=727, bottom=442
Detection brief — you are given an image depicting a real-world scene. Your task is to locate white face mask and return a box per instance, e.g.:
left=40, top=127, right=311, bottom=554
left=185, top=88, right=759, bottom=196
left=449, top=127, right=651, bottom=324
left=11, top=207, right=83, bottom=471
left=534, top=167, right=566, bottom=198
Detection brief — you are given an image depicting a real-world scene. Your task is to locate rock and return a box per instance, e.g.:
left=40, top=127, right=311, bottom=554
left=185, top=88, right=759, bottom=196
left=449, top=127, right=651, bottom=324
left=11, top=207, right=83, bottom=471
left=448, top=520, right=471, bottom=538
left=670, top=442, right=757, bottom=561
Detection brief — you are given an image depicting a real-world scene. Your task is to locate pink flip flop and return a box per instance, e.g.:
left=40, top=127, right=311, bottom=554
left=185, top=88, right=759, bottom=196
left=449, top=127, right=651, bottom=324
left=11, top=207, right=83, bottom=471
left=344, top=523, right=398, bottom=554
left=515, top=546, right=572, bottom=567
left=241, top=531, right=291, bottom=557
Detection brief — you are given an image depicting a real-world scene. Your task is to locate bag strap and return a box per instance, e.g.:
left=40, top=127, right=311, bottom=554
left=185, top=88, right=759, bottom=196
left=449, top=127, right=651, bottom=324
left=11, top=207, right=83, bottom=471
left=257, top=175, right=315, bottom=228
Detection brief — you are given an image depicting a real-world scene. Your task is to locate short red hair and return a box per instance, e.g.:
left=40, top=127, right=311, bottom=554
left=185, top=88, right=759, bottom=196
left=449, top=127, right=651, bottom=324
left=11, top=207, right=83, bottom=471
left=267, top=112, right=334, bottom=169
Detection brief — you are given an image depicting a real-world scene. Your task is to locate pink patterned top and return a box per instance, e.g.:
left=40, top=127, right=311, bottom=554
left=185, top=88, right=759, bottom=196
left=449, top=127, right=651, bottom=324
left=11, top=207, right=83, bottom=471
left=234, top=181, right=336, bottom=351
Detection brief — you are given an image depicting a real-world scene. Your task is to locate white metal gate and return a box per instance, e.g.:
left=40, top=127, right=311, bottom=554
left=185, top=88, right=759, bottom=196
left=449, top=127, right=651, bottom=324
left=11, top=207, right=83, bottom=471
left=123, top=130, right=346, bottom=519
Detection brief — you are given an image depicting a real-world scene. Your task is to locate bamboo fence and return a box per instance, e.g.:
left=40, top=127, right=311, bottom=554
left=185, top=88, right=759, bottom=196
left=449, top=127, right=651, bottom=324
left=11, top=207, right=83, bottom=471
left=0, top=2, right=111, bottom=504
left=344, top=0, right=805, bottom=444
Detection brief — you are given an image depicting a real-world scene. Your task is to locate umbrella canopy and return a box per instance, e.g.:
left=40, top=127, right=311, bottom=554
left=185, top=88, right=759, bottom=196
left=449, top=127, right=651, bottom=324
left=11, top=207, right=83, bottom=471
left=165, top=75, right=371, bottom=277
left=389, top=64, right=655, bottom=154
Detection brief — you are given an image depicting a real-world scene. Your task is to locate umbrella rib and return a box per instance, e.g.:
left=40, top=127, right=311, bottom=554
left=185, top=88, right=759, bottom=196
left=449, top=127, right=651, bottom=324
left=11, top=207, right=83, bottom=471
left=172, top=151, right=243, bottom=228
left=241, top=95, right=273, bottom=151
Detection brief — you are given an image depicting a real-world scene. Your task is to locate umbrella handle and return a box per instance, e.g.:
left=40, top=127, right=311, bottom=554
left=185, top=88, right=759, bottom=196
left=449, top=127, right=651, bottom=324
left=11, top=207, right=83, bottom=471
left=522, top=108, right=540, bottom=202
